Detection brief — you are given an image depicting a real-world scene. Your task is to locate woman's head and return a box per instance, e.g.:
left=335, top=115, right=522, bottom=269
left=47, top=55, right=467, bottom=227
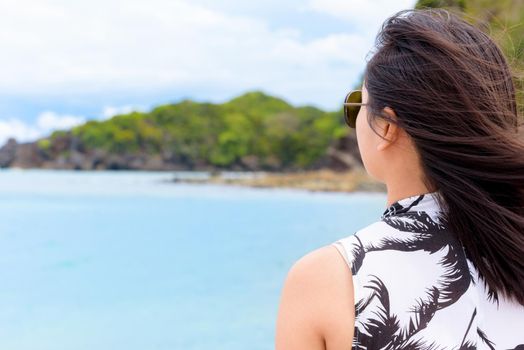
left=359, top=8, right=524, bottom=304
left=356, top=80, right=432, bottom=194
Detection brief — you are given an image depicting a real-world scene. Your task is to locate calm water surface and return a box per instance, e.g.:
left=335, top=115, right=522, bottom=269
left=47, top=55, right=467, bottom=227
left=0, top=169, right=386, bottom=350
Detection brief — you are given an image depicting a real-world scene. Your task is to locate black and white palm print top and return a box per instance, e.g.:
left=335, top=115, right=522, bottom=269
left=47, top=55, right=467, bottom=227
left=332, top=190, right=524, bottom=350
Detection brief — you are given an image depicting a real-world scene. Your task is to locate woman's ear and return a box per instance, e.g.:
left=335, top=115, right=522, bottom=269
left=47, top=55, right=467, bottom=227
left=376, top=107, right=399, bottom=151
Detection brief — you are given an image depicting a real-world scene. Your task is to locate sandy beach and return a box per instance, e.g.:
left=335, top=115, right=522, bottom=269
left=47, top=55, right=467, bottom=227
left=172, top=168, right=386, bottom=193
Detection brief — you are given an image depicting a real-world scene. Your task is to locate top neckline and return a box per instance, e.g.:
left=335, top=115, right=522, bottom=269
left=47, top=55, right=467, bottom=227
left=381, top=190, right=445, bottom=220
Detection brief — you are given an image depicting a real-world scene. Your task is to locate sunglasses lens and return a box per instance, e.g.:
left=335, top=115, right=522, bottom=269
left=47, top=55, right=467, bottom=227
left=344, top=90, right=362, bottom=128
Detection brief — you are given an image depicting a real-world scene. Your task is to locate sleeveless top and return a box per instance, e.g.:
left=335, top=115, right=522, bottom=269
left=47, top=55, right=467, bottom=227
left=331, top=190, right=524, bottom=350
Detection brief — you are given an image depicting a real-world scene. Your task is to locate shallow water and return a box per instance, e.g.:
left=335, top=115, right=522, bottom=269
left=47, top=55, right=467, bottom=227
left=0, top=169, right=386, bottom=350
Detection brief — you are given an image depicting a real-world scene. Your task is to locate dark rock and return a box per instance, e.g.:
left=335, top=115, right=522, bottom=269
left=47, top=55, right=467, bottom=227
left=240, top=155, right=260, bottom=170
left=0, top=138, right=18, bottom=167
left=10, top=142, right=45, bottom=168
left=325, top=132, right=363, bottom=171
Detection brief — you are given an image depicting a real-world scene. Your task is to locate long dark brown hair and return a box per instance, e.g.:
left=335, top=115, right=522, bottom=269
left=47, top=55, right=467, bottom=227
left=364, top=8, right=524, bottom=304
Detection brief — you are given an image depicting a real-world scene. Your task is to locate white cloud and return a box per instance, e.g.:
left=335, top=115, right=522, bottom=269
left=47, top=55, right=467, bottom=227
left=269, top=33, right=369, bottom=66
left=0, top=112, right=85, bottom=146
left=36, top=111, right=85, bottom=133
left=306, top=0, right=417, bottom=31
left=0, top=0, right=416, bottom=109
left=0, top=119, right=42, bottom=145
left=304, top=0, right=417, bottom=63
left=0, top=0, right=287, bottom=92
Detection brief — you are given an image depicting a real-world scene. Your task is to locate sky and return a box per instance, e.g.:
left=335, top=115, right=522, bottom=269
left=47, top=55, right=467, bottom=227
left=0, top=0, right=416, bottom=145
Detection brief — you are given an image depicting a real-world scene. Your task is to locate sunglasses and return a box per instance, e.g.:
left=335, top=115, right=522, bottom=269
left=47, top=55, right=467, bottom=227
left=343, top=90, right=367, bottom=128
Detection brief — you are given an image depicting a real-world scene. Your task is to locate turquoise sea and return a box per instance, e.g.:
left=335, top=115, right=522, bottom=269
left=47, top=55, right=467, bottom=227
left=0, top=169, right=386, bottom=350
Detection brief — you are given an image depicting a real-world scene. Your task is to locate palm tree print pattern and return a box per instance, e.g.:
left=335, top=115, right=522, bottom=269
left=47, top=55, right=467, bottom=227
left=332, top=191, right=524, bottom=350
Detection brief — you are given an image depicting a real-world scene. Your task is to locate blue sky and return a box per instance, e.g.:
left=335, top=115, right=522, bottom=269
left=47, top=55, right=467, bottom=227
left=0, top=0, right=416, bottom=145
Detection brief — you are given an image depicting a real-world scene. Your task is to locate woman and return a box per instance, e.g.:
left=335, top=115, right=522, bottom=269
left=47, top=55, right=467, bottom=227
left=275, top=8, right=524, bottom=350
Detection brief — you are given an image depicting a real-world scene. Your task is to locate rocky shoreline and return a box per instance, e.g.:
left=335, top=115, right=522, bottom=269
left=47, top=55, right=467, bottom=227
left=0, top=131, right=364, bottom=173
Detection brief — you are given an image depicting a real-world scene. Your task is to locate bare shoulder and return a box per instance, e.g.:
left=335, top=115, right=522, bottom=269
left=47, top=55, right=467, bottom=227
left=287, top=245, right=354, bottom=292
left=275, top=245, right=355, bottom=350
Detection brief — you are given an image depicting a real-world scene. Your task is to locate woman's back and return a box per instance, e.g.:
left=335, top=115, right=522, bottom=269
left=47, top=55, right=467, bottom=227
left=276, top=8, right=524, bottom=350
left=332, top=191, right=524, bottom=350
